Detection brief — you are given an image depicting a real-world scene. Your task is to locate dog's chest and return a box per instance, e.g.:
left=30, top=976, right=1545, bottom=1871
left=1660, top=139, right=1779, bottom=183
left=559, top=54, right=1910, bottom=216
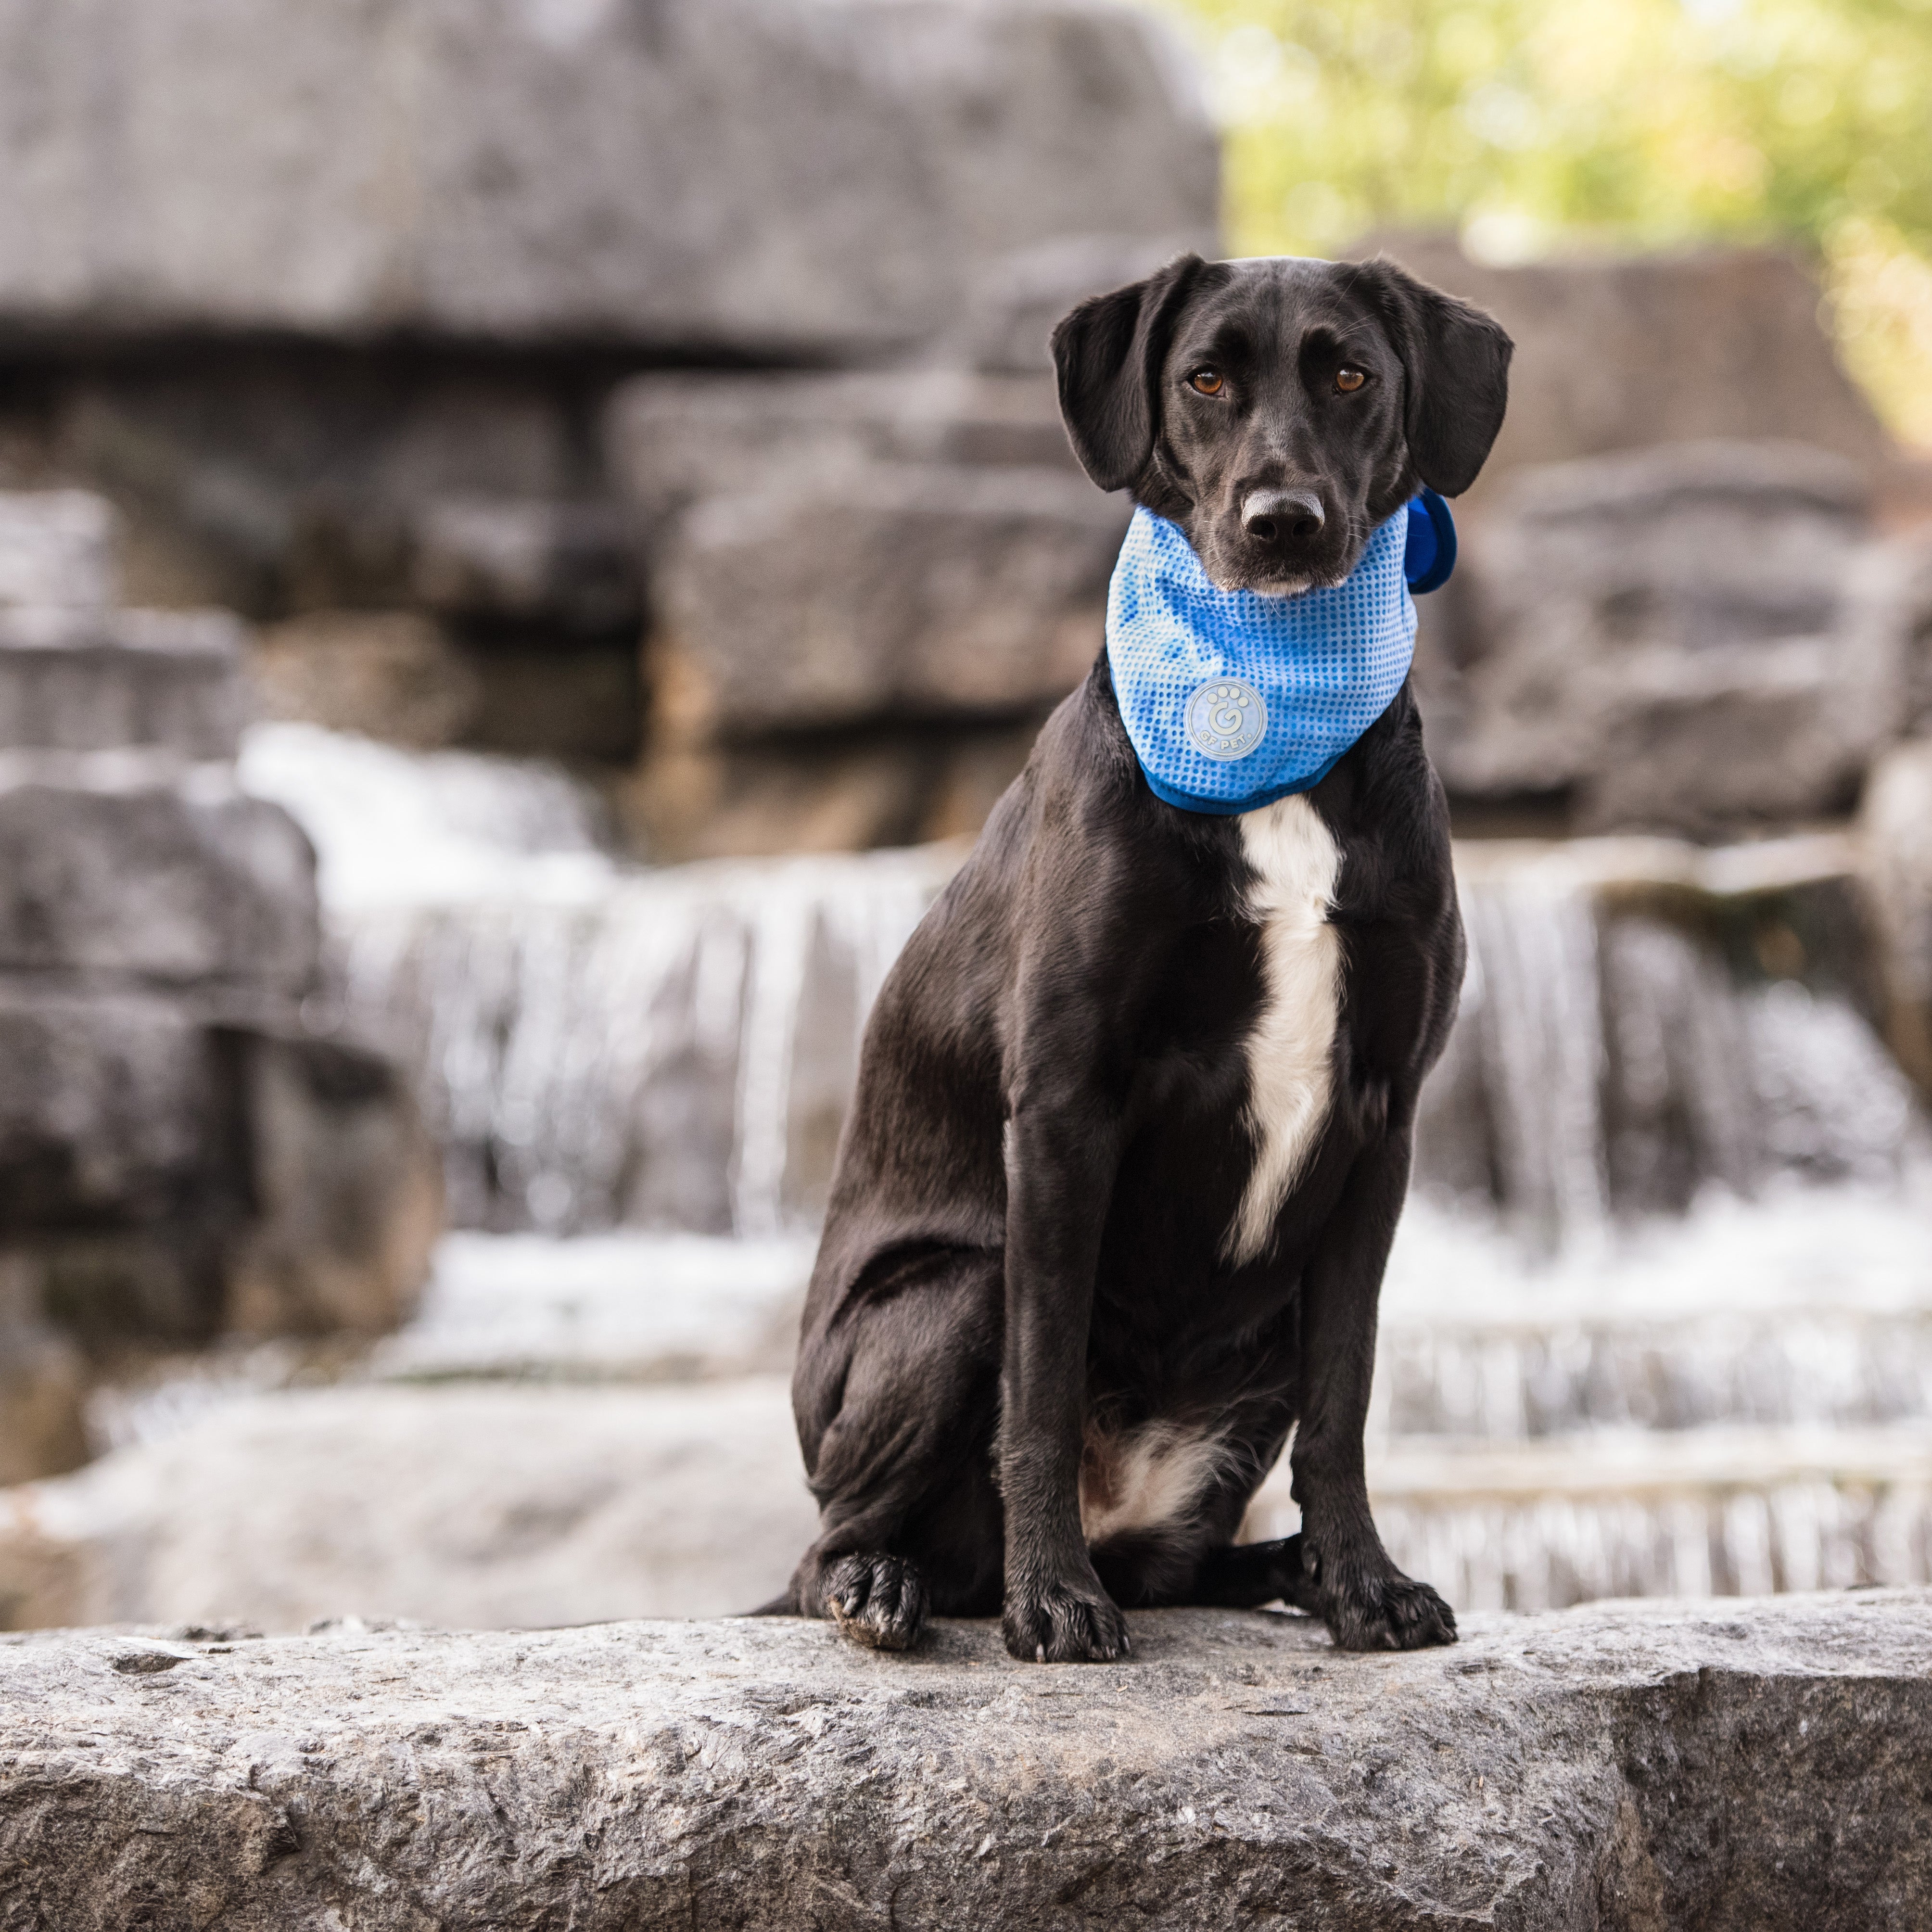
left=1222, top=794, right=1344, bottom=1265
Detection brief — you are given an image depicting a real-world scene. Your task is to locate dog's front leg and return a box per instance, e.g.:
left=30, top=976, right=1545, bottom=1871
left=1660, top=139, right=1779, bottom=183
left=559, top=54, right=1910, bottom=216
left=998, top=1098, right=1130, bottom=1663
left=1290, top=1129, right=1457, bottom=1650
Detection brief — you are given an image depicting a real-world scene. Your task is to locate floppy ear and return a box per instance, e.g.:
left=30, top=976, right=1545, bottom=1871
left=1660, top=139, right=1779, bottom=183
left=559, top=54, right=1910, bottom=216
left=1350, top=257, right=1513, bottom=497
left=1049, top=253, right=1216, bottom=492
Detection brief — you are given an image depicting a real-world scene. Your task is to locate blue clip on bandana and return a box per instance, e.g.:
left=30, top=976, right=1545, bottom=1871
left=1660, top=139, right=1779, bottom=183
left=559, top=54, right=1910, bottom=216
left=1106, top=489, right=1455, bottom=815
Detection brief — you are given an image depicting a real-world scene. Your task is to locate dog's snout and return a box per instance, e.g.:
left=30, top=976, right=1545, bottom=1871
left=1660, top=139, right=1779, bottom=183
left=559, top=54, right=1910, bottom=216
left=1241, top=489, right=1325, bottom=545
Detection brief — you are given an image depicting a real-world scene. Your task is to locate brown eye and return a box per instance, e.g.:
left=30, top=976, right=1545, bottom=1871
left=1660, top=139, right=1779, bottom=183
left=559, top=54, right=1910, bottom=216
left=1335, top=367, right=1368, bottom=394
left=1189, top=369, right=1224, bottom=396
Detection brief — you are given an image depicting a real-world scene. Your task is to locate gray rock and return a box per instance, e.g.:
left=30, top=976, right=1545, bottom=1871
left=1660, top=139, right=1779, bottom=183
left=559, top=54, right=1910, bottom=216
left=658, top=463, right=1124, bottom=737
left=1862, top=736, right=1932, bottom=1094
left=0, top=491, right=117, bottom=609
left=0, top=0, right=1215, bottom=355
left=610, top=371, right=1122, bottom=747
left=57, top=361, right=580, bottom=617
left=1364, top=239, right=1890, bottom=490
left=621, top=712, right=1046, bottom=862
left=0, top=1001, right=438, bottom=1346
left=249, top=612, right=483, bottom=752
left=1429, top=441, right=1905, bottom=831
left=410, top=496, right=638, bottom=631
left=0, top=1594, right=1928, bottom=1929
left=1863, top=527, right=1932, bottom=734
left=0, top=605, right=248, bottom=758
left=954, top=230, right=1211, bottom=374
left=608, top=370, right=1083, bottom=529
left=220, top=1032, right=444, bottom=1340
left=0, top=1260, right=86, bottom=1486
left=0, top=761, right=318, bottom=986
left=0, top=987, right=227, bottom=1233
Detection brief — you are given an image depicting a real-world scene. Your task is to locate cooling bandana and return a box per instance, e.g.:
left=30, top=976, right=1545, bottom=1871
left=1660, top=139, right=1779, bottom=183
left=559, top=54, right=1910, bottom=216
left=1105, top=489, right=1455, bottom=815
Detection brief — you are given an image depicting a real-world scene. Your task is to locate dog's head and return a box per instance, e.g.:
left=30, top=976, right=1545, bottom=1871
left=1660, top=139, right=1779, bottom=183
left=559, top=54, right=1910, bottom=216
left=1051, top=254, right=1512, bottom=595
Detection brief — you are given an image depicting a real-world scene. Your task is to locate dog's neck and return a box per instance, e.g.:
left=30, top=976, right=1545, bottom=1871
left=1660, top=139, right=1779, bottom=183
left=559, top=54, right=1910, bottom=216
left=1104, top=497, right=1447, bottom=817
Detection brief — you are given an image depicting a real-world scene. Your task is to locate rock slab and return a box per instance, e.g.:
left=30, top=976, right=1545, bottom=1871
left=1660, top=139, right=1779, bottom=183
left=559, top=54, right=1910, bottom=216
left=0, top=0, right=1214, bottom=354
left=0, top=1592, right=1928, bottom=1930
left=1427, top=440, right=1908, bottom=831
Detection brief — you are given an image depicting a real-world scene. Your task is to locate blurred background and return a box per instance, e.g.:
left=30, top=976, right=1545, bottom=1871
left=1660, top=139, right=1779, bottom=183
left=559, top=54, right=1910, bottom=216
left=2, top=0, right=1930, bottom=1637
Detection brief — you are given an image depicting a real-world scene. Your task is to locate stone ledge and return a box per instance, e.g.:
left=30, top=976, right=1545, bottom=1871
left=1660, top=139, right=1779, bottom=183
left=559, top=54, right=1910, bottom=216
left=1, top=1592, right=1928, bottom=1930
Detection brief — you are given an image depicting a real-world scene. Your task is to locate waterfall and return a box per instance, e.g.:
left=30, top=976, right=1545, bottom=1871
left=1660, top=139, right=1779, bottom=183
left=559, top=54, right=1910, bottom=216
left=241, top=724, right=953, bottom=1237
left=1417, top=844, right=1925, bottom=1250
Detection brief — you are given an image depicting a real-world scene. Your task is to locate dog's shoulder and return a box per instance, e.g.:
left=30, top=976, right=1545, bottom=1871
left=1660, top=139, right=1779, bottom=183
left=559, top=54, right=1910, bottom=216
left=1010, top=658, right=1247, bottom=902
left=1309, top=680, right=1456, bottom=913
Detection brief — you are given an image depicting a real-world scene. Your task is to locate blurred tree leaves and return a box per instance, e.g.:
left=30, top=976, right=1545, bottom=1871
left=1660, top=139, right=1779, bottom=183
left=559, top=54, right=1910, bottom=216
left=1151, top=0, right=1932, bottom=443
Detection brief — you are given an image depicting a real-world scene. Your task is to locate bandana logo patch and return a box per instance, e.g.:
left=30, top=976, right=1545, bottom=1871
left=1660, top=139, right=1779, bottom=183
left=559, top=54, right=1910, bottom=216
left=1184, top=678, right=1267, bottom=761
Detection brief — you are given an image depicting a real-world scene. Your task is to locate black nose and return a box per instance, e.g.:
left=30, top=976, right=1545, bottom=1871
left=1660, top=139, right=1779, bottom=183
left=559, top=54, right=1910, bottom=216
left=1242, top=490, right=1325, bottom=544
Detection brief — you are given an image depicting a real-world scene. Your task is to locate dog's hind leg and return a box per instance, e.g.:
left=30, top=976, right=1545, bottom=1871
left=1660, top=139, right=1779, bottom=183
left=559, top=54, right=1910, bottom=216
left=1190, top=1536, right=1322, bottom=1611
left=788, top=1247, right=1004, bottom=1650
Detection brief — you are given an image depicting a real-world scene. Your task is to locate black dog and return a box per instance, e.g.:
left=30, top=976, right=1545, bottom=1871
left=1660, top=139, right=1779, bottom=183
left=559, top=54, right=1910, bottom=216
left=780, top=254, right=1511, bottom=1661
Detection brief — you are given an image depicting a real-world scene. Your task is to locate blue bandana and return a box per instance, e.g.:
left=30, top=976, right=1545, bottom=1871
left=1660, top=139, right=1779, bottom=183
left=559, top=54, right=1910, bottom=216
left=1106, top=491, right=1455, bottom=815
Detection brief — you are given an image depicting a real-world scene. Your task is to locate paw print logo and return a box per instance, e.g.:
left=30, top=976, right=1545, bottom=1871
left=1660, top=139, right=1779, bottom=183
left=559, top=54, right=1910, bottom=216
left=1184, top=678, right=1267, bottom=761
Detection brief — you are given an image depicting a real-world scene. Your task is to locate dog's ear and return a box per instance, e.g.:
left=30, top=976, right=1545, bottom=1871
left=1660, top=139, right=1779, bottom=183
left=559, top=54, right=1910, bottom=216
left=1349, top=257, right=1513, bottom=497
left=1050, top=253, right=1216, bottom=493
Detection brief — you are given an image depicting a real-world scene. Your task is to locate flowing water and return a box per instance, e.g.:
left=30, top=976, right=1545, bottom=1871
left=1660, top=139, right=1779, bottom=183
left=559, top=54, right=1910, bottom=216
left=235, top=723, right=1932, bottom=1614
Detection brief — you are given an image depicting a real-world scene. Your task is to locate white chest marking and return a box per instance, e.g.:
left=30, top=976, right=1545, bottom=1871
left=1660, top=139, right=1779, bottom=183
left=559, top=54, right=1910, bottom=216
left=1223, top=794, right=1343, bottom=1266
left=1079, top=1422, right=1233, bottom=1548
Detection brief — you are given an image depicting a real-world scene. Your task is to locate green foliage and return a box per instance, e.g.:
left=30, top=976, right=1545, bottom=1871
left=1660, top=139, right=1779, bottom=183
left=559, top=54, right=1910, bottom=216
left=1149, top=0, right=1932, bottom=442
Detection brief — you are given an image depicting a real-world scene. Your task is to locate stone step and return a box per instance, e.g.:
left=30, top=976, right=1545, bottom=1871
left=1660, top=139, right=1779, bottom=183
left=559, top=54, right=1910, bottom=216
left=0, top=756, right=316, bottom=984
left=11, top=1371, right=1932, bottom=1638
left=0, top=606, right=248, bottom=758
left=0, top=491, right=117, bottom=610
left=1, top=1595, right=1928, bottom=1931
left=1, top=1381, right=814, bottom=1634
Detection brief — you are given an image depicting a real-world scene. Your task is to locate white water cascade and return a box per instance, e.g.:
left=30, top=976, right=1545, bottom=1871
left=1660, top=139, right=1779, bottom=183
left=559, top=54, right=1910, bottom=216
left=242, top=723, right=952, bottom=1237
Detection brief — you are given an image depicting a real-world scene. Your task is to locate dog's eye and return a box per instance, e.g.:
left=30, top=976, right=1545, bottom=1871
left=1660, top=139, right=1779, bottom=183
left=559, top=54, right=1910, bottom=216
left=1188, top=369, right=1225, bottom=396
left=1335, top=367, right=1368, bottom=394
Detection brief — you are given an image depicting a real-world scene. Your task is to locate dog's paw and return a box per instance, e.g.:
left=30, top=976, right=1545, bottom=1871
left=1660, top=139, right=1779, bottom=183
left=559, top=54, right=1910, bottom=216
left=823, top=1552, right=928, bottom=1652
left=1003, top=1577, right=1131, bottom=1663
left=1322, top=1567, right=1457, bottom=1652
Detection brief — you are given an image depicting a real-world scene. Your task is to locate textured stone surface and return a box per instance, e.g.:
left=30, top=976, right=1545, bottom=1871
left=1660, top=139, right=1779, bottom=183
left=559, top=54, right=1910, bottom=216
left=610, top=369, right=1122, bottom=817
left=0, top=1008, right=440, bottom=1346
left=0, top=987, right=229, bottom=1232
left=1368, top=240, right=1890, bottom=489
left=0, top=605, right=248, bottom=758
left=0, top=1260, right=85, bottom=1486
left=411, top=496, right=637, bottom=631
left=621, top=715, right=1047, bottom=862
left=0, top=491, right=117, bottom=610
left=1863, top=736, right=1932, bottom=1094
left=608, top=371, right=1084, bottom=530
left=0, top=0, right=1215, bottom=355
left=0, top=1593, right=1927, bottom=1929
left=219, top=1032, right=444, bottom=1340
left=1427, top=441, right=1906, bottom=830
left=249, top=612, right=483, bottom=752
left=0, top=762, right=318, bottom=986
left=656, top=463, right=1123, bottom=737
left=54, top=359, right=582, bottom=618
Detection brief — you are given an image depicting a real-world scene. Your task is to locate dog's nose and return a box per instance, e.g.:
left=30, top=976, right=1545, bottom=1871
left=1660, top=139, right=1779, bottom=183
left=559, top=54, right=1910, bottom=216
left=1242, top=490, right=1325, bottom=545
